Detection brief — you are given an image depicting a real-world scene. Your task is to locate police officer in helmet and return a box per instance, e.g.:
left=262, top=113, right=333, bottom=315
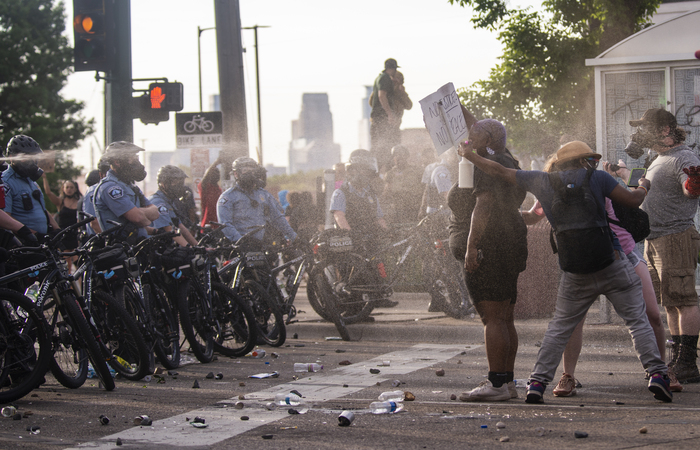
left=149, top=165, right=198, bottom=246
left=92, top=141, right=160, bottom=241
left=217, top=157, right=297, bottom=245
left=1, top=135, right=59, bottom=240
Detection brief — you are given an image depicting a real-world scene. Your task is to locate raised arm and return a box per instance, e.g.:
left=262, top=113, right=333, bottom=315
left=457, top=141, right=518, bottom=185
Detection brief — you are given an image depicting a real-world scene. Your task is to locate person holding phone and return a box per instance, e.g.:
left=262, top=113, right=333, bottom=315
left=625, top=108, right=700, bottom=385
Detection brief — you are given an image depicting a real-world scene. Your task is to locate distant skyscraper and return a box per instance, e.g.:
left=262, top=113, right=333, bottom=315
left=288, top=93, right=341, bottom=174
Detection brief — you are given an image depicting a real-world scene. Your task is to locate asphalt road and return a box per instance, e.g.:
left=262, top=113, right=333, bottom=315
left=2, top=289, right=700, bottom=449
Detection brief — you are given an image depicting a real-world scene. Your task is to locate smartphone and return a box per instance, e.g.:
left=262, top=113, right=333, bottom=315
left=627, top=168, right=647, bottom=187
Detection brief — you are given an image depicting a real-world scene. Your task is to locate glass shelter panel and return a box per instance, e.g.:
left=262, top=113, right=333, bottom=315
left=673, top=67, right=700, bottom=153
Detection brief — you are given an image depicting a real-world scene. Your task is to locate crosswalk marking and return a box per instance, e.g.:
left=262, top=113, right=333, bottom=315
left=70, top=344, right=473, bottom=449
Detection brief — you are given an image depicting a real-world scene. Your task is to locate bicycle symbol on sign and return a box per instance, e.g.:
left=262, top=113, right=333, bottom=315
left=183, top=114, right=215, bottom=133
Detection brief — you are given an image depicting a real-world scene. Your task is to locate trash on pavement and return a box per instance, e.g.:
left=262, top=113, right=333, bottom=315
left=191, top=422, right=208, bottom=428
left=404, top=392, right=415, bottom=401
left=639, top=427, right=648, bottom=434
left=435, top=368, right=445, bottom=376
left=26, top=425, right=40, bottom=434
left=338, top=360, right=352, bottom=365
left=248, top=371, right=279, bottom=379
left=99, top=414, right=110, bottom=425
left=574, top=431, right=589, bottom=438
left=133, top=415, right=152, bottom=426
left=215, top=373, right=224, bottom=380
left=192, top=380, right=200, bottom=389
left=338, top=410, right=355, bottom=426
left=369, top=369, right=380, bottom=374
left=206, top=372, right=215, bottom=379
left=1, top=406, right=17, bottom=418
left=496, top=421, right=506, bottom=429
left=325, top=336, right=342, bottom=340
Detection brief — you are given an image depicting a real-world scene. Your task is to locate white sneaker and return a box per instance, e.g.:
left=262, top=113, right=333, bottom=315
left=507, top=381, right=518, bottom=399
left=459, top=381, right=510, bottom=402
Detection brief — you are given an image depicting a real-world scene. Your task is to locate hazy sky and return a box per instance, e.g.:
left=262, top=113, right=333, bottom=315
left=63, top=0, right=541, bottom=170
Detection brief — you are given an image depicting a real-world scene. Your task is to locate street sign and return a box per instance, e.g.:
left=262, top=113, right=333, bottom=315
left=175, top=111, right=223, bottom=148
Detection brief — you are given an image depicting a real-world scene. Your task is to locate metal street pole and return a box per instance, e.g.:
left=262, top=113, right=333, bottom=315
left=242, top=25, right=269, bottom=165
left=198, top=26, right=216, bottom=112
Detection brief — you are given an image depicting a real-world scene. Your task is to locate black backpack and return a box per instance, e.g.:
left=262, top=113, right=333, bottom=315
left=607, top=202, right=650, bottom=243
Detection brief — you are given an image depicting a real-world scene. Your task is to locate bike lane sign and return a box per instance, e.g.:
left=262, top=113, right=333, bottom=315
left=175, top=111, right=223, bottom=149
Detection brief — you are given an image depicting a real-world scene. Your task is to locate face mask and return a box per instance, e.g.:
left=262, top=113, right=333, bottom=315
left=13, top=161, right=44, bottom=181
left=625, top=129, right=661, bottom=159
left=164, top=183, right=186, bottom=199
left=115, top=160, right=147, bottom=183
left=237, top=171, right=258, bottom=190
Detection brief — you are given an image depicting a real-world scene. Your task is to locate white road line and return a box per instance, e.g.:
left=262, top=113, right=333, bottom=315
left=70, top=343, right=474, bottom=449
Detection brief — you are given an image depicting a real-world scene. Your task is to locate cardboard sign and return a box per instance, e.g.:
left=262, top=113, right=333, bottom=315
left=419, top=82, right=469, bottom=153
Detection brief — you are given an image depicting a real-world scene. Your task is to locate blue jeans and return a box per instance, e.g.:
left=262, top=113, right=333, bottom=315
left=529, top=257, right=667, bottom=384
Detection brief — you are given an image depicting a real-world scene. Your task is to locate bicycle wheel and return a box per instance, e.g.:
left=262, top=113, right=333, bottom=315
left=425, top=256, right=474, bottom=319
left=211, top=281, right=257, bottom=356
left=307, top=256, right=374, bottom=324
left=91, top=291, right=152, bottom=380
left=116, top=282, right=157, bottom=372
left=179, top=279, right=215, bottom=363
left=44, top=294, right=89, bottom=389
left=0, top=289, right=52, bottom=403
left=149, top=284, right=181, bottom=370
left=239, top=279, right=285, bottom=347
left=60, top=291, right=115, bottom=391
left=307, top=264, right=351, bottom=341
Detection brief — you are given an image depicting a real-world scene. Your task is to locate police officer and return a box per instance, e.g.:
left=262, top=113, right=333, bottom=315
left=82, top=158, right=110, bottom=236
left=149, top=165, right=198, bottom=246
left=217, top=157, right=297, bottom=244
left=92, top=142, right=159, bottom=241
left=329, top=149, right=395, bottom=308
left=1, top=135, right=59, bottom=239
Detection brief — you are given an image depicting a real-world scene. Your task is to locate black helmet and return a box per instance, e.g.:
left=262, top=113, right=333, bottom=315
left=102, top=141, right=144, bottom=164
left=232, top=157, right=260, bottom=190
left=346, top=149, right=378, bottom=173
left=5, top=135, right=42, bottom=158
left=157, top=165, right=188, bottom=185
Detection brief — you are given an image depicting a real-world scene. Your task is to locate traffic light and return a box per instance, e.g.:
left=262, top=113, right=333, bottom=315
left=147, top=82, right=184, bottom=112
left=136, top=94, right=169, bottom=125
left=73, top=0, right=114, bottom=72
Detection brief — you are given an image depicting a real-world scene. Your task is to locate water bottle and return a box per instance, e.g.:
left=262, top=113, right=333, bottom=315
left=369, top=401, right=403, bottom=414
left=246, top=349, right=266, bottom=358
left=458, top=157, right=474, bottom=188
left=294, top=363, right=323, bottom=373
left=24, top=281, right=40, bottom=302
left=377, top=390, right=404, bottom=402
left=275, top=393, right=304, bottom=406
left=87, top=363, right=97, bottom=379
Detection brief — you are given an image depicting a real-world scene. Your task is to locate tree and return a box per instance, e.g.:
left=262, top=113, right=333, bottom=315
left=0, top=0, right=94, bottom=153
left=449, top=0, right=662, bottom=156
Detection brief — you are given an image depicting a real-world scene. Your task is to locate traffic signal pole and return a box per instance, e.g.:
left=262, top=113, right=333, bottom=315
left=105, top=0, right=133, bottom=144
left=214, top=0, right=248, bottom=168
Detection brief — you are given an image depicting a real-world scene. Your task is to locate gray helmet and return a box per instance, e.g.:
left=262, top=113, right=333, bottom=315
left=346, top=149, right=378, bottom=173
left=231, top=157, right=259, bottom=174
left=157, top=165, right=188, bottom=185
left=5, top=135, right=42, bottom=158
left=102, top=141, right=144, bottom=163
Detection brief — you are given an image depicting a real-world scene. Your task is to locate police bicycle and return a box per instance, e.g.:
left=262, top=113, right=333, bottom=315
left=0, top=216, right=116, bottom=391
left=306, top=214, right=473, bottom=340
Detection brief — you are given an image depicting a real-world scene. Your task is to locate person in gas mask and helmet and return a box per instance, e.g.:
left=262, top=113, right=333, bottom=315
left=92, top=141, right=160, bottom=242
left=1, top=135, right=60, bottom=240
left=613, top=108, right=700, bottom=385
left=217, top=157, right=297, bottom=246
left=149, top=165, right=198, bottom=246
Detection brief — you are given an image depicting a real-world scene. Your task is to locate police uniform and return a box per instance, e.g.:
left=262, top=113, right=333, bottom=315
left=148, top=190, right=179, bottom=230
left=216, top=185, right=297, bottom=243
left=82, top=183, right=98, bottom=236
left=93, top=169, right=152, bottom=238
left=1, top=166, right=50, bottom=234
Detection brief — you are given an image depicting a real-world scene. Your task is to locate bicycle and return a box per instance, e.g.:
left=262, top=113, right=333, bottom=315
left=0, top=216, right=116, bottom=391
left=183, top=114, right=215, bottom=133
left=306, top=214, right=473, bottom=340
left=0, top=287, right=52, bottom=403
left=201, top=225, right=286, bottom=347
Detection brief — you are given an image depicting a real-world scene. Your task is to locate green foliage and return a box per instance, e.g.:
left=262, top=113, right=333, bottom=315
left=0, top=0, right=94, bottom=151
left=450, top=0, right=662, bottom=156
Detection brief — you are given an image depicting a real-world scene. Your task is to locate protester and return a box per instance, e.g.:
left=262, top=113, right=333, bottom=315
left=449, top=111, right=528, bottom=402
left=198, top=162, right=222, bottom=229
left=43, top=177, right=81, bottom=254
left=369, top=58, right=401, bottom=173
left=458, top=139, right=673, bottom=404
left=627, top=108, right=700, bottom=384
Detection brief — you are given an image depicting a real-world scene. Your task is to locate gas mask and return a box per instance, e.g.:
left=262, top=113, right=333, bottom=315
left=12, top=160, right=44, bottom=181
left=625, top=128, right=662, bottom=159
left=236, top=170, right=258, bottom=191
left=115, top=160, right=147, bottom=184
left=162, top=182, right=186, bottom=200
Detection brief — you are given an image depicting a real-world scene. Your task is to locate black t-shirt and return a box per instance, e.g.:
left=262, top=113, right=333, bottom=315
left=447, top=151, right=528, bottom=271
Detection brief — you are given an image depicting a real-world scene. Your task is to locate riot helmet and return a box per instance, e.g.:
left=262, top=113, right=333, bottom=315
left=5, top=135, right=44, bottom=181
left=232, top=157, right=260, bottom=191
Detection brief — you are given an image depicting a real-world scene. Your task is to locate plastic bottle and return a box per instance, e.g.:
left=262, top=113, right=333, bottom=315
left=246, top=349, right=266, bottom=358
left=294, top=363, right=323, bottom=373
left=275, top=393, right=304, bottom=406
left=24, top=281, right=40, bottom=302
left=377, top=390, right=404, bottom=402
left=459, top=157, right=474, bottom=188
left=369, top=401, right=404, bottom=414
